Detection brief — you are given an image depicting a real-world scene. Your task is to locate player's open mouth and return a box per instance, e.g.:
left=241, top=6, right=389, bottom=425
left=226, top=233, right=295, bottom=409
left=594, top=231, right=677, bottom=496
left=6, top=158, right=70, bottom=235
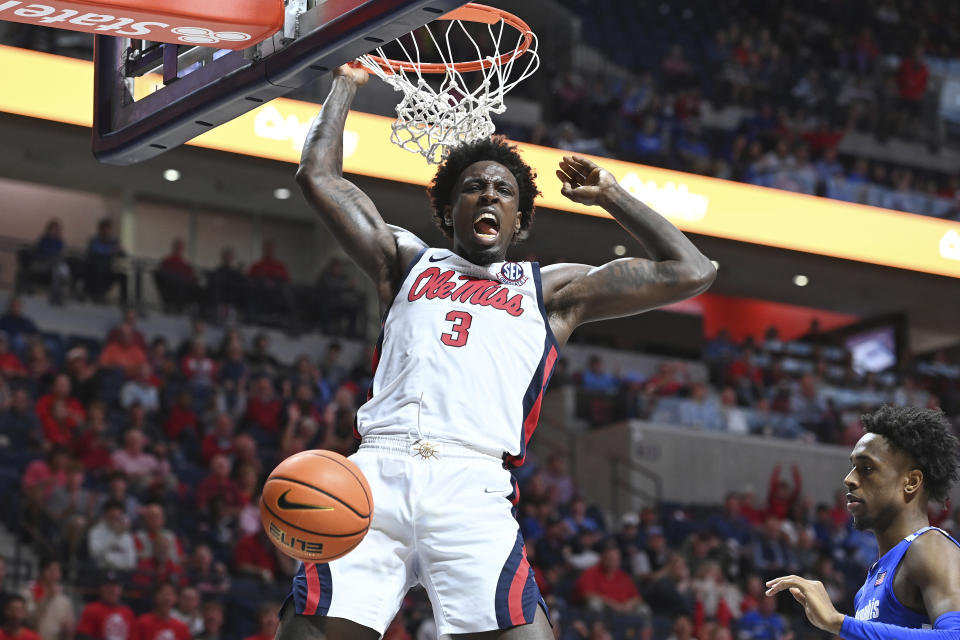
left=846, top=493, right=864, bottom=511
left=473, top=211, right=500, bottom=244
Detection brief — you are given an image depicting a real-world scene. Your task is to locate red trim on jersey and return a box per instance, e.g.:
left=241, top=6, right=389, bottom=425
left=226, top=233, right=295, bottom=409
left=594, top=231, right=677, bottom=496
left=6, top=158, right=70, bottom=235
left=507, top=345, right=558, bottom=467
left=303, top=563, right=321, bottom=615
left=508, top=546, right=532, bottom=625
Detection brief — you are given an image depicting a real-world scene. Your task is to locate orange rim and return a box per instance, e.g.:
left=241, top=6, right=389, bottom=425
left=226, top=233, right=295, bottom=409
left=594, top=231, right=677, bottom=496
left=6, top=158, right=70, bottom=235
left=361, top=2, right=534, bottom=75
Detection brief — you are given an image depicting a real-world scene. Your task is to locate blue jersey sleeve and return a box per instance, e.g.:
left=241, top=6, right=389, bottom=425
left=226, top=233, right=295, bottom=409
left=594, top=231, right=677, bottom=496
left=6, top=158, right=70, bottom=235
left=841, top=611, right=960, bottom=639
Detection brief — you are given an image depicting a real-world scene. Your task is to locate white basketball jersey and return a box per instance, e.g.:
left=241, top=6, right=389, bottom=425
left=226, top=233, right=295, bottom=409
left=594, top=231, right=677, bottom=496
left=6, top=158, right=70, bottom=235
left=355, top=247, right=559, bottom=466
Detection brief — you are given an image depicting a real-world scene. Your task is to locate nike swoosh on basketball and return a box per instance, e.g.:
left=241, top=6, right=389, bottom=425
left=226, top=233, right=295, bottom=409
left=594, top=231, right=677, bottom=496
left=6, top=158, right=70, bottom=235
left=276, top=490, right=334, bottom=511
left=429, top=254, right=452, bottom=262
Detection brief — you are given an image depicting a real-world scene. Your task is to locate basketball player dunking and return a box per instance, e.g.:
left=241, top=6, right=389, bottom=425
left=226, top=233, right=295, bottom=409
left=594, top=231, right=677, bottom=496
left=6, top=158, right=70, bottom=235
left=767, top=405, right=960, bottom=639
left=277, top=64, right=715, bottom=639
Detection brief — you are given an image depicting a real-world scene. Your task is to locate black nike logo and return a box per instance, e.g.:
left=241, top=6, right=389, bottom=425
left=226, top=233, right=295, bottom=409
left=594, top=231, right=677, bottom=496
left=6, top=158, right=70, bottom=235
left=276, top=490, right=334, bottom=511
left=428, top=254, right=452, bottom=262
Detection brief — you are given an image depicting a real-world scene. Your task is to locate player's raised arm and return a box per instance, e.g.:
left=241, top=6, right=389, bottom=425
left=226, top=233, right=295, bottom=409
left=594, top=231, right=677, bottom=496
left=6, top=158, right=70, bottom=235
left=543, top=155, right=716, bottom=343
left=296, top=64, right=424, bottom=306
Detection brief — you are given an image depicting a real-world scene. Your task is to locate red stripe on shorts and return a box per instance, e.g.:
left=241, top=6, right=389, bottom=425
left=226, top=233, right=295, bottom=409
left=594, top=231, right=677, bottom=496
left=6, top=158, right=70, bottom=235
left=303, top=563, right=321, bottom=615
left=507, top=546, right=531, bottom=625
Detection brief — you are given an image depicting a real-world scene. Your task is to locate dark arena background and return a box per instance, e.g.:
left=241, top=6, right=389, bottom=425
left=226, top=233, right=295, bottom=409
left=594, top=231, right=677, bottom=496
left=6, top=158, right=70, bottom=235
left=1, top=0, right=960, bottom=639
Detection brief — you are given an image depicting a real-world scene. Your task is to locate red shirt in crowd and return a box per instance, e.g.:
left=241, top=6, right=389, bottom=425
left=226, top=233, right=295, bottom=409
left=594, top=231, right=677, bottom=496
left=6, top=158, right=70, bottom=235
left=0, top=628, right=41, bottom=640
left=244, top=397, right=283, bottom=433
left=163, top=405, right=198, bottom=440
left=195, top=475, right=246, bottom=510
left=35, top=394, right=86, bottom=444
left=181, top=356, right=216, bottom=383
left=201, top=434, right=233, bottom=463
left=76, top=602, right=137, bottom=640
left=158, top=255, right=196, bottom=282
left=575, top=564, right=640, bottom=605
left=233, top=533, right=276, bottom=576
left=897, top=57, right=928, bottom=101
left=135, top=614, right=190, bottom=640
left=0, top=351, right=26, bottom=376
left=249, top=258, right=290, bottom=282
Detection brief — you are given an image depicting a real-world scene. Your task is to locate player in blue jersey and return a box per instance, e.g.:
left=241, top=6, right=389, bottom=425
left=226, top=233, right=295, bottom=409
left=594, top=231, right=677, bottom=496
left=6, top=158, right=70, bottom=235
left=767, top=405, right=960, bottom=639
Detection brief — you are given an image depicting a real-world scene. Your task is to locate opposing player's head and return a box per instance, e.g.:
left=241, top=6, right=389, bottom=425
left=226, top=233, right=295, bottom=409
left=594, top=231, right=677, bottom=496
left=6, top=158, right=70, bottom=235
left=428, top=136, right=540, bottom=265
left=844, top=405, right=959, bottom=532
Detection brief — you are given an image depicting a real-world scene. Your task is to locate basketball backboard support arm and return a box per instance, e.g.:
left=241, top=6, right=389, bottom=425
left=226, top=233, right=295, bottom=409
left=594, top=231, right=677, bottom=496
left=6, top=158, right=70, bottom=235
left=92, top=0, right=466, bottom=165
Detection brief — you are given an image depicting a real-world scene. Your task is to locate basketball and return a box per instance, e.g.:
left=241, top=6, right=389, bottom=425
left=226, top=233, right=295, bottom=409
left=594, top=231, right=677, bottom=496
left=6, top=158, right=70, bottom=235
left=259, top=450, right=373, bottom=563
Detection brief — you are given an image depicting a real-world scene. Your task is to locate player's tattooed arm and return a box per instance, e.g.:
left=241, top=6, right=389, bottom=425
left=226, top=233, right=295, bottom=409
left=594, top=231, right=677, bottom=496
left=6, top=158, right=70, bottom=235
left=296, top=64, right=422, bottom=305
left=543, top=155, right=715, bottom=344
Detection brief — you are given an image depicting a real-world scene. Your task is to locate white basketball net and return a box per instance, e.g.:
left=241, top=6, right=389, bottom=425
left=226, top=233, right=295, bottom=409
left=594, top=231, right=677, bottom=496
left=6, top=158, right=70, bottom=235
left=356, top=11, right=539, bottom=164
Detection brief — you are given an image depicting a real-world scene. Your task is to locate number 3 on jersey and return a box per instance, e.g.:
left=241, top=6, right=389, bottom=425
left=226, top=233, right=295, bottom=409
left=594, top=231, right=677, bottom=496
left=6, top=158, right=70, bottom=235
left=441, top=310, right=472, bottom=347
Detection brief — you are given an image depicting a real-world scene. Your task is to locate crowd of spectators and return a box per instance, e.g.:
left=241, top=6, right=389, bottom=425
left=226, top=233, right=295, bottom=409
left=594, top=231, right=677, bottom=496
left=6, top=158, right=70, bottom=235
left=510, top=0, right=960, bottom=219
left=1, top=282, right=958, bottom=639
left=15, top=218, right=366, bottom=337
left=0, top=295, right=379, bottom=639
left=560, top=325, right=960, bottom=446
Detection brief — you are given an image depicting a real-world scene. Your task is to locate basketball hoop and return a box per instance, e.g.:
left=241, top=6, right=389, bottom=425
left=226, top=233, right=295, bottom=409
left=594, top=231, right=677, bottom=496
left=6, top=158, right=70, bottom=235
left=355, top=3, right=539, bottom=164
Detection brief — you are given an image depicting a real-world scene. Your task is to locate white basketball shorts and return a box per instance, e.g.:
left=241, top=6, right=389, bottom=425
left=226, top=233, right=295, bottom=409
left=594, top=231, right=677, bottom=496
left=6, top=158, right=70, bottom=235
left=284, top=435, right=546, bottom=636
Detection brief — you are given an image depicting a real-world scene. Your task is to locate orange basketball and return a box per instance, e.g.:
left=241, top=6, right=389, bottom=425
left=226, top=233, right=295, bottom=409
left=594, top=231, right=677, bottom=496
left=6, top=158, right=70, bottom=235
left=259, top=449, right=373, bottom=563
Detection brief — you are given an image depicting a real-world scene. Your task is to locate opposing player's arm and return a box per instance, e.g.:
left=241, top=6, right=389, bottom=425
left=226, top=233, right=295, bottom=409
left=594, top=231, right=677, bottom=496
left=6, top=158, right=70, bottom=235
left=296, top=65, right=426, bottom=305
left=543, top=156, right=716, bottom=345
left=766, top=534, right=960, bottom=639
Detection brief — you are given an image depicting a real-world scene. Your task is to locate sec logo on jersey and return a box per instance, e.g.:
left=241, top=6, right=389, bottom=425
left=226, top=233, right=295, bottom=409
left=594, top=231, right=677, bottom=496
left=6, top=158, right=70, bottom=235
left=498, top=262, right=528, bottom=285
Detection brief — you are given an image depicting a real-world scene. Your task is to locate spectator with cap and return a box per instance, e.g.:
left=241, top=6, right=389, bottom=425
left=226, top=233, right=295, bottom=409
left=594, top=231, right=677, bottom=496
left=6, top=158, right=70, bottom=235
left=88, top=500, right=137, bottom=572
left=0, top=596, right=40, bottom=640
left=134, top=583, right=190, bottom=640
left=75, top=572, right=136, bottom=640
left=21, top=558, right=74, bottom=640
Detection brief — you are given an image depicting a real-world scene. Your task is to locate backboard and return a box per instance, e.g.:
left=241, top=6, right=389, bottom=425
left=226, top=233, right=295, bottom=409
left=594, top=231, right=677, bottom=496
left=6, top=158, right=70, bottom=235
left=91, top=0, right=466, bottom=165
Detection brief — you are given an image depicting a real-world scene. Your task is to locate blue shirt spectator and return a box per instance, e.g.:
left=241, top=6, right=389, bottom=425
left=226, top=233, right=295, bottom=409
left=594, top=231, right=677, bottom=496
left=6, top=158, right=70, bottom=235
left=739, top=597, right=789, bottom=640
left=0, top=297, right=38, bottom=342
left=581, top=356, right=619, bottom=393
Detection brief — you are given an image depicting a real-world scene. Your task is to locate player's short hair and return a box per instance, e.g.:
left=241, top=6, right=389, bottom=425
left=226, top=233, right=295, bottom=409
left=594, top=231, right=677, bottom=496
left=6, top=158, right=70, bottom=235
left=427, top=136, right=540, bottom=239
left=862, top=405, right=960, bottom=502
